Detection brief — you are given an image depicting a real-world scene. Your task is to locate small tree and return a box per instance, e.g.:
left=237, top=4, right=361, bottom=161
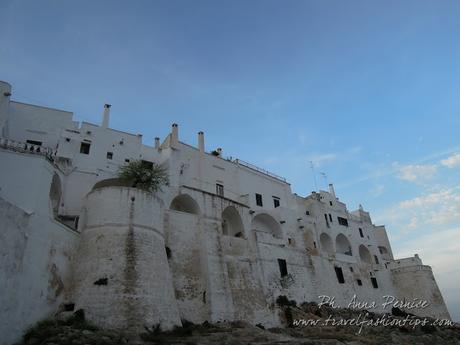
left=118, top=160, right=169, bottom=193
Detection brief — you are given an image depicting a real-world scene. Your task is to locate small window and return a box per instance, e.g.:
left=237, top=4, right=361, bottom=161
left=27, top=140, right=42, bottom=146
left=371, top=277, right=378, bottom=288
left=80, top=142, right=91, bottom=154
left=125, top=158, right=130, bottom=163
left=273, top=196, right=280, bottom=208
left=255, top=193, right=263, bottom=207
left=278, top=259, right=288, bottom=277
left=106, top=152, right=113, bottom=160
left=216, top=183, right=224, bottom=197
left=349, top=267, right=354, bottom=272
left=357, top=279, right=363, bottom=286
left=313, top=241, right=317, bottom=248
left=359, top=228, right=364, bottom=238
left=329, top=201, right=333, bottom=206
left=306, top=210, right=310, bottom=215
left=324, top=214, right=330, bottom=228
left=329, top=214, right=332, bottom=222
left=334, top=266, right=345, bottom=284
left=374, top=255, right=379, bottom=264
left=65, top=138, right=71, bottom=142
left=337, top=217, right=349, bottom=227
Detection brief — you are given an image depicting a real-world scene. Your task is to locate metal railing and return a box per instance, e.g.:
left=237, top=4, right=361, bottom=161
left=0, top=137, right=55, bottom=162
left=233, top=158, right=287, bottom=182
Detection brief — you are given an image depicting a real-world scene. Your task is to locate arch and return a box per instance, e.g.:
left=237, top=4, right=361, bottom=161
left=49, top=173, right=62, bottom=217
left=222, top=206, right=244, bottom=237
left=170, top=194, right=200, bottom=215
left=320, top=233, right=333, bottom=253
left=378, top=246, right=391, bottom=260
left=359, top=244, right=372, bottom=264
left=336, top=233, right=352, bottom=256
left=251, top=213, right=282, bottom=239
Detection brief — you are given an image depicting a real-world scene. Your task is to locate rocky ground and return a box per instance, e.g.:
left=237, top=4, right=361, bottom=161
left=17, top=300, right=460, bottom=345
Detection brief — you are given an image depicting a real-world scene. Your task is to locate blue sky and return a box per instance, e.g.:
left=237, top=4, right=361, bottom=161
left=1, top=0, right=460, bottom=321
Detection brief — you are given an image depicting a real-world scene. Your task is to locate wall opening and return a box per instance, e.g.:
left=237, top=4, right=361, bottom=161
left=336, top=233, right=352, bottom=256
left=334, top=266, right=345, bottom=284
left=278, top=259, right=288, bottom=277
left=320, top=233, right=333, bottom=253
left=170, top=194, right=200, bottom=214
left=222, top=206, right=244, bottom=237
left=371, top=277, right=379, bottom=289
left=359, top=245, right=372, bottom=264
left=251, top=213, right=283, bottom=239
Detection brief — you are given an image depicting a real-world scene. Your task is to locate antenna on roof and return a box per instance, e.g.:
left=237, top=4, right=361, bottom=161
left=320, top=172, right=328, bottom=189
left=310, top=161, right=318, bottom=192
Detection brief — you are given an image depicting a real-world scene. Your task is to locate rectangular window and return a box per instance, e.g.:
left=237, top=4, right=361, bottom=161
left=255, top=193, right=263, bottom=207
left=273, top=196, right=280, bottom=208
left=359, top=228, right=364, bottom=238
left=216, top=183, right=224, bottom=197
left=334, top=266, right=345, bottom=284
left=329, top=214, right=333, bottom=222
left=324, top=214, right=330, bottom=228
left=337, top=217, right=349, bottom=227
left=329, top=201, right=333, bottom=206
left=125, top=158, right=130, bottom=163
left=278, top=259, right=288, bottom=277
left=374, top=255, right=379, bottom=264
left=371, top=277, right=379, bottom=289
left=80, top=142, right=91, bottom=154
left=306, top=210, right=310, bottom=215
left=106, top=152, right=113, bottom=159
left=357, top=279, right=363, bottom=286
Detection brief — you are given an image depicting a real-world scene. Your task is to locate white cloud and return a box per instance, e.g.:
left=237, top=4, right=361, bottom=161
left=393, top=162, right=438, bottom=183
left=440, top=152, right=460, bottom=168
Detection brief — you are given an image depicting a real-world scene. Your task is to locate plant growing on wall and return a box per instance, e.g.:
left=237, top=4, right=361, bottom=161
left=118, top=160, right=169, bottom=193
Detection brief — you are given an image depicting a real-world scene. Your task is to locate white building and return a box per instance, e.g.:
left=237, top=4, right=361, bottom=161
left=0, top=80, right=450, bottom=344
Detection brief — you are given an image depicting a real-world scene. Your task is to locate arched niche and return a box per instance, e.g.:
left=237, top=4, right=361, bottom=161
left=251, top=213, right=282, bottom=239
left=320, top=233, right=333, bottom=253
left=378, top=246, right=391, bottom=260
left=222, top=206, right=244, bottom=237
left=359, top=244, right=372, bottom=264
left=336, top=233, right=352, bottom=256
left=49, top=173, right=62, bottom=217
left=170, top=194, right=200, bottom=215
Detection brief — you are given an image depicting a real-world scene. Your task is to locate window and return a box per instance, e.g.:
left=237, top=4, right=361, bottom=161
left=357, top=279, right=363, bottom=286
left=334, top=266, right=345, bottom=284
left=329, top=201, right=333, bottom=206
left=371, top=277, right=378, bottom=289
left=255, top=193, right=263, bottom=207
left=359, top=228, right=364, bottom=238
left=216, top=183, right=224, bottom=197
left=374, top=255, right=379, bottom=264
left=125, top=158, right=130, bottom=163
left=324, top=214, right=330, bottom=228
left=329, top=214, right=333, bottom=222
left=306, top=210, right=310, bottom=215
left=273, top=196, right=280, bottom=208
left=349, top=267, right=354, bottom=272
left=80, top=142, right=91, bottom=154
left=313, top=241, right=317, bottom=248
left=337, top=217, right=349, bottom=227
left=106, top=152, right=113, bottom=160
left=278, top=259, right=288, bottom=277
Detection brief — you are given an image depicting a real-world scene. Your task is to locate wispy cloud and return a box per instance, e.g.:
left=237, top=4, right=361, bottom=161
left=441, top=152, right=460, bottom=168
left=393, top=162, right=438, bottom=183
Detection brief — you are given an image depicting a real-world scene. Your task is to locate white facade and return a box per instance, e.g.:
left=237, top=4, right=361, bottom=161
left=0, top=80, right=450, bottom=344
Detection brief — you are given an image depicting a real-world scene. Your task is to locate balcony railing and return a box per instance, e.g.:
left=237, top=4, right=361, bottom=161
left=233, top=158, right=287, bottom=183
left=0, top=137, right=55, bottom=162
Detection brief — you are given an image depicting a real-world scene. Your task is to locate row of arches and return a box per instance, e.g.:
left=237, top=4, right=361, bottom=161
left=320, top=232, right=374, bottom=264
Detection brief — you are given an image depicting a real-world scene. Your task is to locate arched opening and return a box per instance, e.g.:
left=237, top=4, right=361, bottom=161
left=49, top=173, right=62, bottom=217
left=222, top=206, right=244, bottom=237
left=378, top=246, right=391, bottom=261
left=336, top=233, right=352, bottom=256
left=170, top=194, right=200, bottom=214
left=251, top=213, right=282, bottom=239
left=359, top=244, right=372, bottom=264
left=320, top=233, right=333, bottom=253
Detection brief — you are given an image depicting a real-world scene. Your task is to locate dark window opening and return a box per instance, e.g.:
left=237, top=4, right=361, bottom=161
left=64, top=303, right=75, bottom=311
left=165, top=246, right=171, bottom=259
left=93, top=277, right=108, bottom=286
left=329, top=201, right=333, bottom=206
left=256, top=193, right=263, bottom=207
left=278, top=259, right=288, bottom=277
left=374, top=255, right=379, bottom=264
left=357, top=279, right=363, bottom=286
left=106, top=152, right=113, bottom=159
left=313, top=241, right=317, bottom=248
left=216, top=183, right=224, bottom=197
left=371, top=277, right=379, bottom=288
left=65, top=138, right=71, bottom=142
left=324, top=214, right=330, bottom=228
left=334, top=266, right=345, bottom=284
left=349, top=267, right=354, bottom=272
left=26, top=140, right=42, bottom=146
left=80, top=142, right=91, bottom=154
left=337, top=217, right=349, bottom=227
left=273, top=197, right=280, bottom=208
left=125, top=158, right=130, bottom=163
left=306, top=210, right=310, bottom=215
left=359, top=228, right=364, bottom=238
left=329, top=213, right=333, bottom=222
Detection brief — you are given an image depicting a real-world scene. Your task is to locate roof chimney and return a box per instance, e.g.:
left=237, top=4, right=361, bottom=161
left=198, top=131, right=205, bottom=152
left=102, top=104, right=111, bottom=128
left=216, top=147, right=222, bottom=156
left=154, top=137, right=160, bottom=149
left=171, top=123, right=179, bottom=148
left=328, top=183, right=336, bottom=199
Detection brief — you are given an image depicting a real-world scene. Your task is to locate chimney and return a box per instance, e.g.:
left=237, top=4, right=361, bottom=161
left=328, top=183, right=336, bottom=199
left=102, top=104, right=111, bottom=128
left=198, top=131, right=205, bottom=152
left=171, top=123, right=179, bottom=148
left=216, top=147, right=222, bottom=156
left=154, top=137, right=160, bottom=149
